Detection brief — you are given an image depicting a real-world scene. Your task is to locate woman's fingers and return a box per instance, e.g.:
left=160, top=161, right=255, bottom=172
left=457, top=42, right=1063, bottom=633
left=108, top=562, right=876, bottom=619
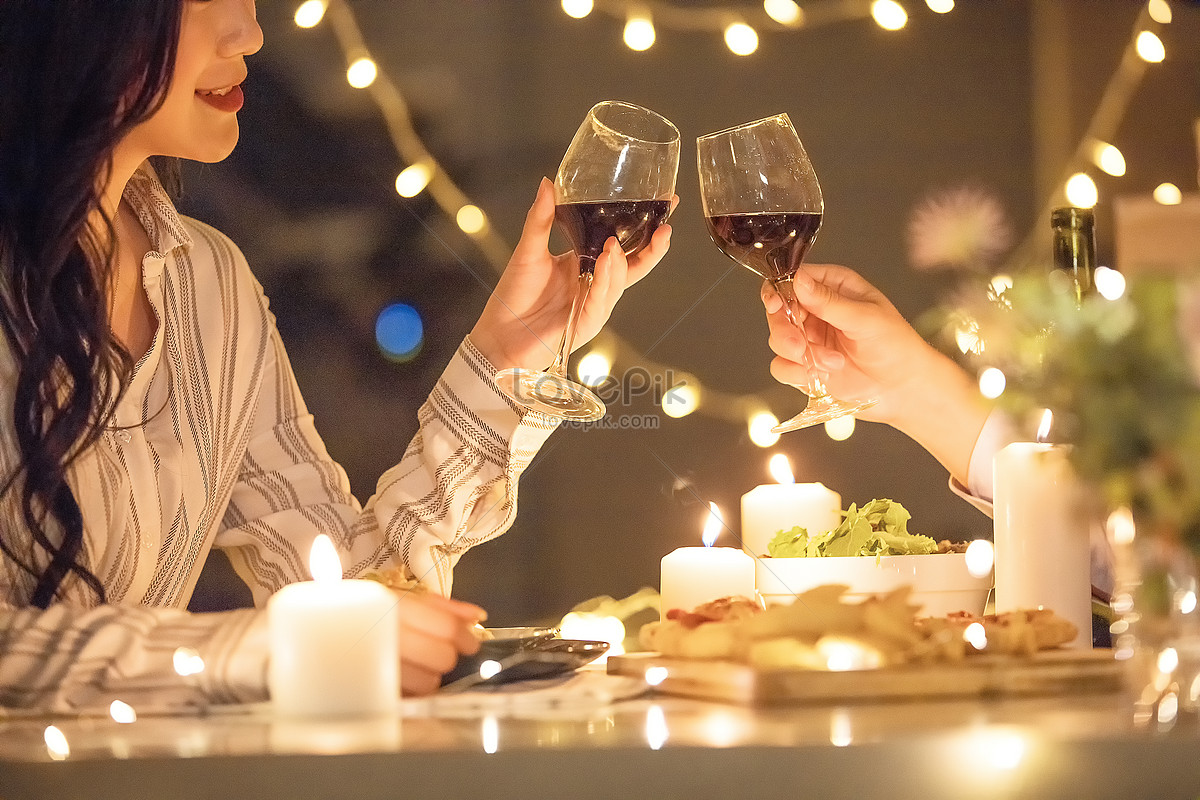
left=624, top=223, right=672, bottom=287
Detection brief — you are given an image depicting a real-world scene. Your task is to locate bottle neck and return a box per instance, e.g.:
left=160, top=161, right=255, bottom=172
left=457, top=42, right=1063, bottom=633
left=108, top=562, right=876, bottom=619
left=1051, top=209, right=1096, bottom=304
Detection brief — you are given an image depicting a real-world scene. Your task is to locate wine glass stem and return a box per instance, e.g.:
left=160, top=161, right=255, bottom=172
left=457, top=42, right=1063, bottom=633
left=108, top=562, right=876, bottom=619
left=547, top=268, right=595, bottom=376
left=772, top=276, right=831, bottom=402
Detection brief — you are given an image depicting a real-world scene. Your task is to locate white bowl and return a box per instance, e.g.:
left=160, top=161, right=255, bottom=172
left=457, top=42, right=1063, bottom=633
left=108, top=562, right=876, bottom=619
left=755, top=553, right=992, bottom=617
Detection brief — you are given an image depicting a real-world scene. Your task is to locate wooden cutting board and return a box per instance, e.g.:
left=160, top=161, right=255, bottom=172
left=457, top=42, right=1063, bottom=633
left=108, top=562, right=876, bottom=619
left=607, top=649, right=1124, bottom=705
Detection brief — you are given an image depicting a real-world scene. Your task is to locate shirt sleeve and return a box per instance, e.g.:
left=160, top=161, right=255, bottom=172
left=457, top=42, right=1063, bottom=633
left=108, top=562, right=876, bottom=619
left=214, top=319, right=559, bottom=604
left=0, top=602, right=267, bottom=713
left=947, top=407, right=1019, bottom=515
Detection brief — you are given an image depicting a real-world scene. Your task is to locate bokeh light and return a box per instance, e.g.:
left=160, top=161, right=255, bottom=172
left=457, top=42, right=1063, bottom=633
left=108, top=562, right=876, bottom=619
left=561, top=0, right=594, bottom=19
left=763, top=0, right=803, bottom=26
left=1064, top=172, right=1098, bottom=208
left=346, top=58, right=378, bottom=89
left=724, top=23, right=759, bottom=55
left=748, top=412, right=781, bottom=447
left=871, top=0, right=908, bottom=30
left=294, top=0, right=327, bottom=28
left=375, top=303, right=425, bottom=362
left=624, top=17, right=656, bottom=50
left=1154, top=182, right=1183, bottom=205
left=824, top=415, right=856, bottom=441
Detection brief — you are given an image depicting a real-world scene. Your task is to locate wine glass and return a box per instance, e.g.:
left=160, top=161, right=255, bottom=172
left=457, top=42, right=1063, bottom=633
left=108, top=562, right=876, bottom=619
left=697, top=113, right=876, bottom=432
left=494, top=101, right=679, bottom=421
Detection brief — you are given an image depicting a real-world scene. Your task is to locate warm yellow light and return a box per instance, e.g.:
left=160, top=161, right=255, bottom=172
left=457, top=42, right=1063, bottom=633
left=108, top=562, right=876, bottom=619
left=1148, top=0, right=1172, bottom=24
left=955, top=318, right=984, bottom=355
left=294, top=0, right=327, bottom=28
left=173, top=646, right=205, bottom=676
left=724, top=23, right=759, bottom=56
left=965, top=539, right=995, bottom=578
left=1092, top=141, right=1126, bottom=177
left=456, top=204, right=487, bottom=234
left=560, top=612, right=626, bottom=659
left=748, top=412, right=781, bottom=447
left=109, top=700, right=137, bottom=724
left=871, top=0, right=908, bottom=30
left=1136, top=30, right=1166, bottom=63
left=309, top=534, right=342, bottom=582
left=44, top=725, right=70, bottom=761
left=702, top=502, right=724, bottom=547
left=561, top=0, right=594, bottom=19
left=624, top=17, right=656, bottom=51
left=1154, top=182, right=1183, bottom=205
left=1037, top=409, right=1053, bottom=443
left=395, top=163, right=433, bottom=198
left=768, top=453, right=795, bottom=485
left=1064, top=172, right=1098, bottom=208
left=1094, top=266, right=1127, bottom=300
left=990, top=274, right=1014, bottom=295
left=662, top=383, right=699, bottom=418
left=964, top=621, right=988, bottom=650
left=482, top=715, right=499, bottom=755
left=978, top=367, right=1006, bottom=399
left=645, top=704, right=669, bottom=750
left=824, top=415, right=856, bottom=441
left=926, top=0, right=954, bottom=12
left=645, top=666, right=669, bottom=686
left=346, top=58, right=378, bottom=89
left=1108, top=507, right=1136, bottom=545
left=576, top=351, right=612, bottom=387
left=763, top=0, right=803, bottom=26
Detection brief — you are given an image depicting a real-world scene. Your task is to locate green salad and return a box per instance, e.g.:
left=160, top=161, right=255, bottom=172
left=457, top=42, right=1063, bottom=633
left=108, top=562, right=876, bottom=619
left=766, top=498, right=938, bottom=558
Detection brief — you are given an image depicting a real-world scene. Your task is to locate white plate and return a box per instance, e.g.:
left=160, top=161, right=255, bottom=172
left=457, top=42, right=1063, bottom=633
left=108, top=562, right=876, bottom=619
left=756, top=553, right=992, bottom=617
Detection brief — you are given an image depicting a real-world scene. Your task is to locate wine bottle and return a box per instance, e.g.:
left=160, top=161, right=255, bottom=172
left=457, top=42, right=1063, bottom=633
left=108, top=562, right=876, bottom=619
left=1050, top=207, right=1096, bottom=304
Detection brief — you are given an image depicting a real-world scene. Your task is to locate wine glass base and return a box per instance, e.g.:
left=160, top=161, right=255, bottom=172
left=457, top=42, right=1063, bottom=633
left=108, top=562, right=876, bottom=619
left=771, top=396, right=877, bottom=434
left=493, top=368, right=606, bottom=422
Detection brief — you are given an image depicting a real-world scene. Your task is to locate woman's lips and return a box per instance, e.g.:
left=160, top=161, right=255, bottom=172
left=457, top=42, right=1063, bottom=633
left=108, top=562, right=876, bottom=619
left=196, top=84, right=244, bottom=113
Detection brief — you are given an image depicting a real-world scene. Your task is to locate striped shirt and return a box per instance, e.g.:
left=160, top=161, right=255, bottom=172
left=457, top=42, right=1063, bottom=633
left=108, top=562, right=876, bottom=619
left=0, top=166, right=558, bottom=712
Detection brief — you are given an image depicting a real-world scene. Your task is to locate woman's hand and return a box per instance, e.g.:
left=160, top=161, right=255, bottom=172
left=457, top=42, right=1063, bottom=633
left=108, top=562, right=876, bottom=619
left=470, top=177, right=674, bottom=372
left=397, top=592, right=486, bottom=696
left=762, top=263, right=990, bottom=484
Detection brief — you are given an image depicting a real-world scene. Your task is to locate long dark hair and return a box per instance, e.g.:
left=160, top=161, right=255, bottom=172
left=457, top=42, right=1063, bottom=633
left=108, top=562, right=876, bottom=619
left=0, top=1, right=184, bottom=606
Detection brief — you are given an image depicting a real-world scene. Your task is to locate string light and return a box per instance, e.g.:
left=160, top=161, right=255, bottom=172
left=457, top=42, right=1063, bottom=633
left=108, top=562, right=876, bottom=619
left=824, top=415, right=856, bottom=441
left=297, top=0, right=1174, bottom=437
left=346, top=57, right=377, bottom=88
left=1094, top=266, right=1127, bottom=300
left=724, top=22, right=759, bottom=56
left=1064, top=172, right=1098, bottom=208
left=1153, top=182, right=1183, bottom=205
left=576, top=351, right=612, bottom=387
left=44, top=725, right=70, bottom=760
left=395, top=163, right=433, bottom=198
left=1135, top=30, right=1165, bottom=62
left=926, top=0, right=954, bottom=12
left=1148, top=0, right=1172, bottom=25
left=748, top=412, right=781, bottom=447
left=624, top=16, right=657, bottom=50
left=1091, top=141, right=1126, bottom=176
left=109, top=700, right=137, bottom=724
left=978, top=367, right=1006, bottom=399
left=456, top=204, right=487, bottom=234
left=763, top=0, right=803, bottom=26
left=561, top=0, right=594, bottom=19
left=294, top=0, right=328, bottom=28
left=662, top=383, right=700, bottom=418
left=871, top=0, right=908, bottom=31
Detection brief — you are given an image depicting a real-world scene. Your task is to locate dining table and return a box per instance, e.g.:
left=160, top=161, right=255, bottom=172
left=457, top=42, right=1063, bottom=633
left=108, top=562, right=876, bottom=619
left=2, top=662, right=1200, bottom=800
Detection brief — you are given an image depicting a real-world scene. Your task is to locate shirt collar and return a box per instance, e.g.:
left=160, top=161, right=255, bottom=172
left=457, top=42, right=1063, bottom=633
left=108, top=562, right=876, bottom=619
left=122, top=162, right=194, bottom=258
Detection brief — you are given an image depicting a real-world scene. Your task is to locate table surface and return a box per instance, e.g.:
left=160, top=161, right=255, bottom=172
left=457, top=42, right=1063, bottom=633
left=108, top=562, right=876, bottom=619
left=2, top=667, right=1199, bottom=800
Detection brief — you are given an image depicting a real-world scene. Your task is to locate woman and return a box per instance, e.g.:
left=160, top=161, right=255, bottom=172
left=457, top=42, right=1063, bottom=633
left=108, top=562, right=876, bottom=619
left=0, top=0, right=672, bottom=710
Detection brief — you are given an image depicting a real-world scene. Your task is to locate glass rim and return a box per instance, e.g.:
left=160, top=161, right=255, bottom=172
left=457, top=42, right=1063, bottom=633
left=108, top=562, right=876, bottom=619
left=588, top=100, right=681, bottom=146
left=696, top=112, right=793, bottom=143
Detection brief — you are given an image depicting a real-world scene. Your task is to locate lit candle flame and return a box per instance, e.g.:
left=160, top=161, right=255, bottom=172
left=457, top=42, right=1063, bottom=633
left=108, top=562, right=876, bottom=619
left=702, top=502, right=724, bottom=547
left=768, top=453, right=795, bottom=485
left=1036, top=409, right=1053, bottom=443
left=309, top=534, right=343, bottom=583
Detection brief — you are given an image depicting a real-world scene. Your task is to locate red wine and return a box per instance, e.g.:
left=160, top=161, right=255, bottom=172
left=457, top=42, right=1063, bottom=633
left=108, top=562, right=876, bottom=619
left=555, top=199, right=671, bottom=272
left=705, top=212, right=822, bottom=281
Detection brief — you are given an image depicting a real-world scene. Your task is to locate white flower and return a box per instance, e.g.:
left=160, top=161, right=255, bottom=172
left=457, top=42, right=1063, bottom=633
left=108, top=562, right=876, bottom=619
left=907, top=186, right=1013, bottom=272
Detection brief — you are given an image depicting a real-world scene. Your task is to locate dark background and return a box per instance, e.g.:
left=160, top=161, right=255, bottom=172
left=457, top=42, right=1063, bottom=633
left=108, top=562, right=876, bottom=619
left=181, top=0, right=1200, bottom=624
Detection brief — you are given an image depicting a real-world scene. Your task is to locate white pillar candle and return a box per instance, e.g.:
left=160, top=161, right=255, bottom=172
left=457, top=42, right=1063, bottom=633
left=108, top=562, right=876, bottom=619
left=740, top=455, right=841, bottom=557
left=993, top=439, right=1092, bottom=649
left=268, top=535, right=400, bottom=717
left=660, top=504, right=756, bottom=617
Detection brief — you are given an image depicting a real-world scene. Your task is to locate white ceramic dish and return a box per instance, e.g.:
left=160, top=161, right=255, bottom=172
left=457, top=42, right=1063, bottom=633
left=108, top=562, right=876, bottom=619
left=755, top=553, right=992, bottom=617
